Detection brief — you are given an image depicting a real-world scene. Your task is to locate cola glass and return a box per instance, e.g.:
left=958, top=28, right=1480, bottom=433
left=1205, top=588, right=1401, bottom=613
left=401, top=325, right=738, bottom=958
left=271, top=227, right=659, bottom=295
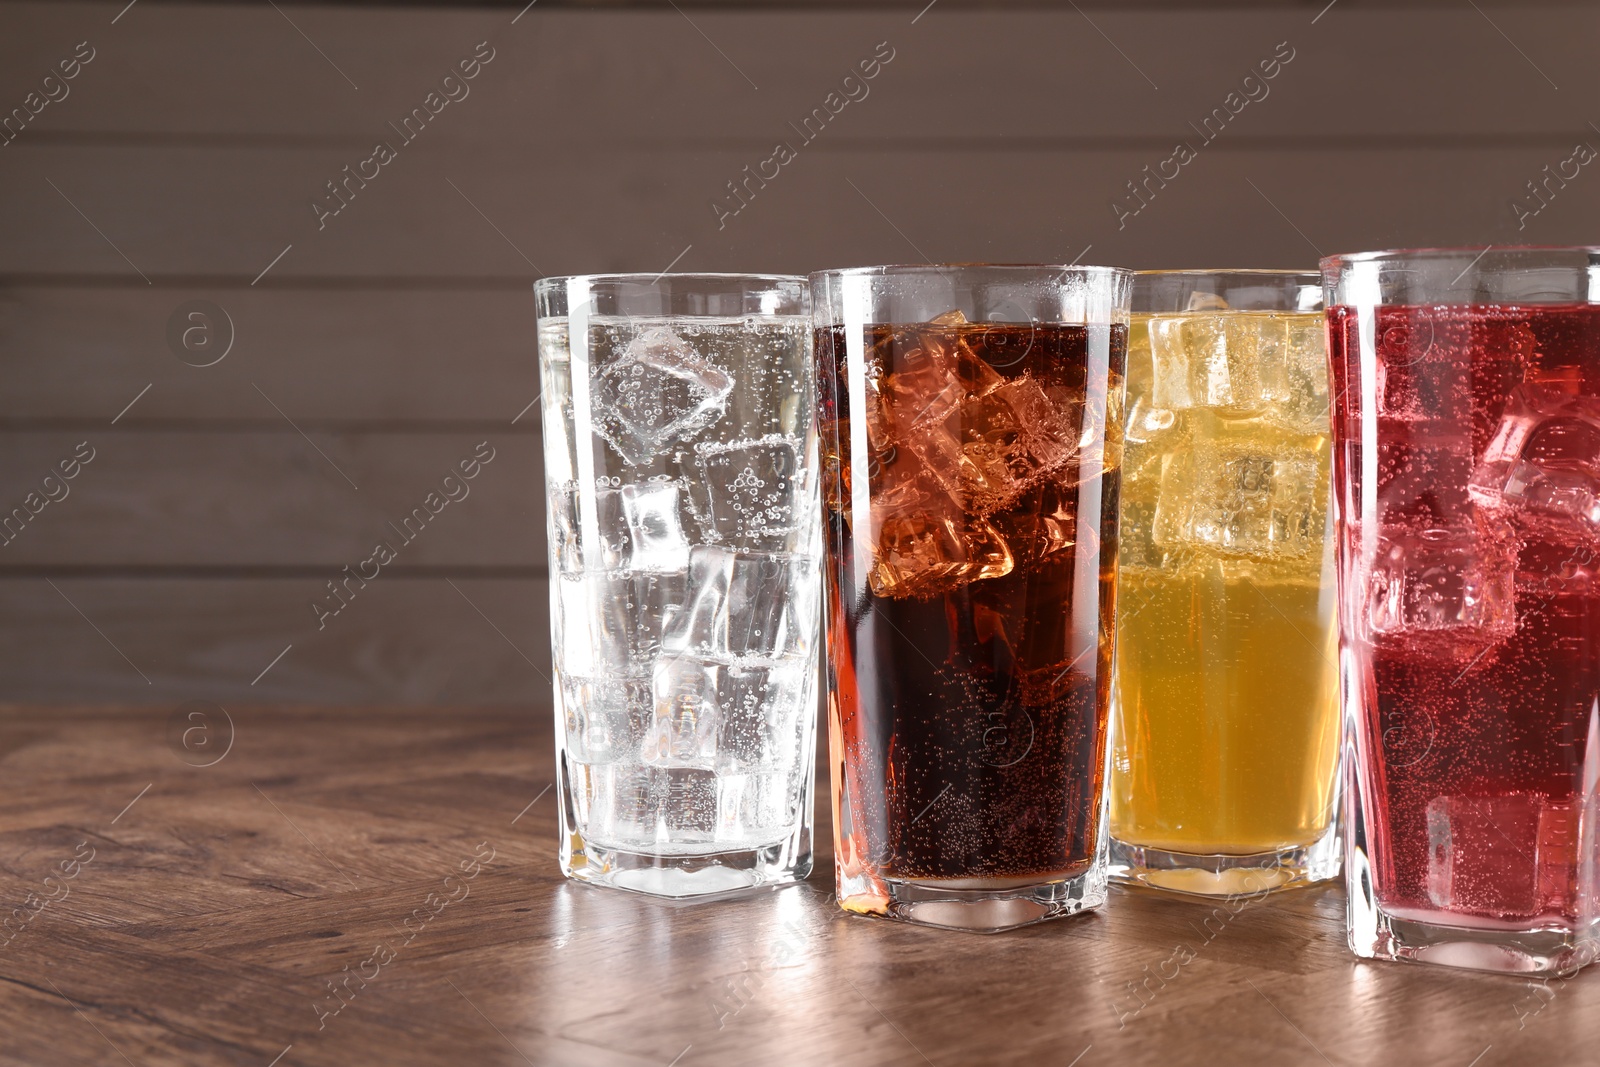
left=812, top=264, right=1129, bottom=931
left=1327, top=247, right=1600, bottom=973
left=535, top=274, right=820, bottom=898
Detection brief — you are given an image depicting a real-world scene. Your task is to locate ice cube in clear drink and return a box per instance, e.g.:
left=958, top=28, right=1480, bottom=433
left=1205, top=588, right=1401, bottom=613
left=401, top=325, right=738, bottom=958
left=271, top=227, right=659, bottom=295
left=548, top=480, right=581, bottom=573
left=692, top=434, right=804, bottom=550
left=716, top=769, right=797, bottom=842
left=648, top=656, right=723, bottom=765
left=664, top=546, right=814, bottom=658
left=592, top=327, right=733, bottom=464
left=575, top=569, right=687, bottom=674
left=576, top=762, right=726, bottom=846
left=622, top=480, right=691, bottom=572
left=562, top=675, right=652, bottom=763
left=713, top=658, right=808, bottom=771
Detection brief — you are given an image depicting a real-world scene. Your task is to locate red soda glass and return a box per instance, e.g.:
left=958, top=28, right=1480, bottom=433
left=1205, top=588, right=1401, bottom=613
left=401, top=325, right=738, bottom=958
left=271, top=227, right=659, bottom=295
left=1326, top=247, right=1600, bottom=973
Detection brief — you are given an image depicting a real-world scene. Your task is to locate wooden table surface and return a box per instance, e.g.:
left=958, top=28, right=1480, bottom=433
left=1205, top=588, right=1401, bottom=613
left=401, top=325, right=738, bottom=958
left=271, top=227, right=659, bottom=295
left=0, top=707, right=1594, bottom=1067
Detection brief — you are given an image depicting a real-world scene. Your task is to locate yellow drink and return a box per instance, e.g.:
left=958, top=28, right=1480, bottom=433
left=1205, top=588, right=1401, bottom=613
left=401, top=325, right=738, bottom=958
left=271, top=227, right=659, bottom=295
left=1109, top=308, right=1340, bottom=883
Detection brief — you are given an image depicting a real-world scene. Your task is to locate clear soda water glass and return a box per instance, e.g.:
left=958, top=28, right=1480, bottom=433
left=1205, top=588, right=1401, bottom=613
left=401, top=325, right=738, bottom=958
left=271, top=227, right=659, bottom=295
left=534, top=274, right=820, bottom=898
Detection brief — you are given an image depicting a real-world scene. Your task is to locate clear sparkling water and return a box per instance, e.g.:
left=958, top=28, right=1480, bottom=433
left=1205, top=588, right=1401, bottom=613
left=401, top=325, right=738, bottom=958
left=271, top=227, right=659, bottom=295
left=539, top=315, right=818, bottom=855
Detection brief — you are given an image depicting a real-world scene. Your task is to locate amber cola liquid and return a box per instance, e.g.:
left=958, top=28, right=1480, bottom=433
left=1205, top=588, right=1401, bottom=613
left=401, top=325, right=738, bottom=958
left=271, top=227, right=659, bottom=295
left=818, top=316, right=1124, bottom=908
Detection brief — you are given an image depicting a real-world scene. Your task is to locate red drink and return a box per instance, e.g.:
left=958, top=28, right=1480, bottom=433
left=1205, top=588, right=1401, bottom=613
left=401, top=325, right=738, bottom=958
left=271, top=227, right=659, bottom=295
left=1329, top=299, right=1600, bottom=962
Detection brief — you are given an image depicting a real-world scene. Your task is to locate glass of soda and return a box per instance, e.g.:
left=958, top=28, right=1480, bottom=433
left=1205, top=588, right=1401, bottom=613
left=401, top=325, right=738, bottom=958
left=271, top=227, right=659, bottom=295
left=1327, top=247, right=1600, bottom=973
left=535, top=273, right=820, bottom=898
left=811, top=264, right=1130, bottom=931
left=1108, top=270, right=1342, bottom=896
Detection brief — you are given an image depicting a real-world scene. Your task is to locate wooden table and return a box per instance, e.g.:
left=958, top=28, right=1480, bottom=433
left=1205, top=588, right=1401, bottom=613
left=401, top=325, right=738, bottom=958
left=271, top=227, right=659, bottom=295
left=2, top=707, right=1594, bottom=1066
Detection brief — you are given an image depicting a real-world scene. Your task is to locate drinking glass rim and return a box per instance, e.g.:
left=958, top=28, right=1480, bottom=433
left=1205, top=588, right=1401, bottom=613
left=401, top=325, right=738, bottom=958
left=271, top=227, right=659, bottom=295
left=809, top=262, right=1130, bottom=280
left=533, top=272, right=806, bottom=295
left=1321, top=245, right=1600, bottom=271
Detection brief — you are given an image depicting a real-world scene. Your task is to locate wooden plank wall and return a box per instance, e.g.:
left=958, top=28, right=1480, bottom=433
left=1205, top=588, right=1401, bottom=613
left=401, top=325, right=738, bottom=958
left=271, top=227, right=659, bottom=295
left=1, top=0, right=1597, bottom=705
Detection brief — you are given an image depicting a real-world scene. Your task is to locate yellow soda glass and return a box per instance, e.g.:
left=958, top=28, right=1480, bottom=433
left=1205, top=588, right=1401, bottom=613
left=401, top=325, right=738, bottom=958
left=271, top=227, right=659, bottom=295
left=1108, top=271, right=1340, bottom=896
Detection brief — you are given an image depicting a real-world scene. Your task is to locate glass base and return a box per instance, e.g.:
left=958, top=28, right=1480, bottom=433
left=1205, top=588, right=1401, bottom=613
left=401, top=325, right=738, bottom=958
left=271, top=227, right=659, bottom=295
left=1349, top=910, right=1600, bottom=975
left=561, top=831, right=812, bottom=901
left=1107, top=824, right=1340, bottom=897
left=842, top=866, right=1106, bottom=933
left=1346, top=848, right=1599, bottom=974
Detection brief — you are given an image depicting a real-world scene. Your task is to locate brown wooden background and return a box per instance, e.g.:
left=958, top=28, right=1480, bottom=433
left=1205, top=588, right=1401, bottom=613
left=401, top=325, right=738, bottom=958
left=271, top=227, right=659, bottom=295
left=2, top=0, right=1597, bottom=706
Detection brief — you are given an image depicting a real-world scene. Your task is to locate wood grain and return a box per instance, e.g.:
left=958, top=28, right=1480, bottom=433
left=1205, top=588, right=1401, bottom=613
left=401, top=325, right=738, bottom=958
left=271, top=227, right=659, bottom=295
left=0, top=706, right=1594, bottom=1067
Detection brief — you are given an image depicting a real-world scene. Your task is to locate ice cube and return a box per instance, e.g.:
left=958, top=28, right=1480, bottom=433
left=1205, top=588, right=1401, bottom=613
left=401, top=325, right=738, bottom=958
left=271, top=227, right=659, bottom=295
left=1427, top=794, right=1541, bottom=918
left=559, top=570, right=687, bottom=676
left=554, top=574, right=599, bottom=676
left=648, top=656, right=722, bottom=765
left=664, top=547, right=816, bottom=658
left=868, top=471, right=1014, bottom=599
left=1469, top=385, right=1600, bottom=540
left=870, top=312, right=1004, bottom=445
left=622, top=480, right=691, bottom=572
left=1265, top=315, right=1332, bottom=437
left=1152, top=433, right=1325, bottom=560
left=561, top=675, right=652, bottom=762
left=1535, top=801, right=1580, bottom=911
left=648, top=654, right=808, bottom=772
left=1370, top=309, right=1522, bottom=424
left=546, top=483, right=632, bottom=571
left=717, top=769, right=798, bottom=842
left=592, top=327, right=733, bottom=465
left=594, top=486, right=630, bottom=569
left=714, top=657, right=808, bottom=771
left=822, top=419, right=849, bottom=517
left=653, top=765, right=721, bottom=839
left=1149, top=314, right=1265, bottom=416
left=1150, top=313, right=1330, bottom=435
left=692, top=434, right=804, bottom=550
left=547, top=481, right=581, bottom=573
left=989, top=482, right=1082, bottom=570
left=908, top=377, right=1078, bottom=513
left=571, top=763, right=720, bottom=844
left=1365, top=520, right=1516, bottom=660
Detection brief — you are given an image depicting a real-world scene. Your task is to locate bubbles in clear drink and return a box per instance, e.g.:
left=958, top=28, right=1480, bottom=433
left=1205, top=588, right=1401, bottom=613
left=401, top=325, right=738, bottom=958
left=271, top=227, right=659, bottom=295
left=592, top=326, right=734, bottom=465
left=692, top=433, right=804, bottom=549
left=543, top=315, right=817, bottom=855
